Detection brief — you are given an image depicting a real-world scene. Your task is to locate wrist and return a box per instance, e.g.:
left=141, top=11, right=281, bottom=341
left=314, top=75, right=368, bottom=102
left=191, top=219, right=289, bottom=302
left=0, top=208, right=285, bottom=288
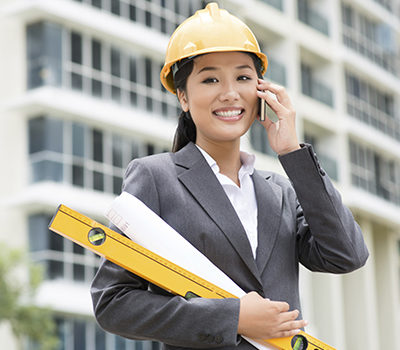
left=278, top=145, right=301, bottom=156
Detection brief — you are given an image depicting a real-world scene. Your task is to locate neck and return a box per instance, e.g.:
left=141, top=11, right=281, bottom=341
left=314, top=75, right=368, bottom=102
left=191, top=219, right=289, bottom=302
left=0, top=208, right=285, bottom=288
left=196, top=139, right=242, bottom=185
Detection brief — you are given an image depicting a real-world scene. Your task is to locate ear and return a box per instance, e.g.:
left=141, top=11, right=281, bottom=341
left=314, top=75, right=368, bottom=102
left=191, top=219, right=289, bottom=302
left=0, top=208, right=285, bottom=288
left=177, top=89, right=189, bottom=112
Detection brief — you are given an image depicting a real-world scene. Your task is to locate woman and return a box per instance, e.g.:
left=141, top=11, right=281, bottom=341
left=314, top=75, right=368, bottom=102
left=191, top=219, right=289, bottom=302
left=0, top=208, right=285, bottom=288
left=91, top=3, right=368, bottom=349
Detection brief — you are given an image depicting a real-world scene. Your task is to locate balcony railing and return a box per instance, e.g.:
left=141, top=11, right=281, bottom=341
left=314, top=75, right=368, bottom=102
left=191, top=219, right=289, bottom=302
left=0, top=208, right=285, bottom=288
left=301, top=73, right=334, bottom=107
left=342, top=24, right=399, bottom=76
left=347, top=95, right=400, bottom=141
left=297, top=0, right=329, bottom=35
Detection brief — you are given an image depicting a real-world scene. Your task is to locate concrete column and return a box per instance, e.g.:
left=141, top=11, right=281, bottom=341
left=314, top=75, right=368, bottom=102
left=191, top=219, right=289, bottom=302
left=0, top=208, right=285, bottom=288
left=310, top=273, right=346, bottom=349
left=342, top=218, right=379, bottom=350
left=373, top=228, right=399, bottom=349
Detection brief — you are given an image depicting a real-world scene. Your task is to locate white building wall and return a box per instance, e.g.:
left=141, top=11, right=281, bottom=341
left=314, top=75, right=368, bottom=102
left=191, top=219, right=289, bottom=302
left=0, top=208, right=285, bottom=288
left=0, top=0, right=399, bottom=349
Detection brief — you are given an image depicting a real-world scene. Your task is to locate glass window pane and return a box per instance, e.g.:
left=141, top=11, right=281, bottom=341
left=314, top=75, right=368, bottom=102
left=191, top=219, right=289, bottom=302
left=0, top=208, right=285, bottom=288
left=145, top=58, right=152, bottom=87
left=115, top=336, right=126, bottom=350
left=49, top=231, right=64, bottom=252
left=92, top=129, right=103, bottom=162
left=129, top=5, right=136, bottom=21
left=92, top=39, right=102, bottom=70
left=71, top=32, right=82, bottom=64
left=71, top=72, right=83, bottom=90
left=146, top=144, right=154, bottom=156
left=73, top=264, right=85, bottom=281
left=113, top=176, right=123, bottom=195
left=73, top=320, right=86, bottom=350
left=93, top=171, right=104, bottom=191
left=72, top=164, right=84, bottom=187
left=112, top=136, right=123, bottom=167
left=92, top=0, right=102, bottom=8
left=48, top=260, right=64, bottom=279
left=92, top=79, right=102, bottom=97
left=32, top=160, right=63, bottom=182
left=129, top=58, right=137, bottom=83
left=111, top=0, right=120, bottom=15
left=112, top=85, right=121, bottom=102
left=73, top=243, right=85, bottom=255
left=111, top=49, right=121, bottom=77
left=29, top=117, right=63, bottom=154
left=47, top=118, right=63, bottom=153
left=95, top=324, right=106, bottom=350
left=28, top=214, right=50, bottom=252
left=72, top=123, right=85, bottom=157
left=29, top=117, right=46, bottom=154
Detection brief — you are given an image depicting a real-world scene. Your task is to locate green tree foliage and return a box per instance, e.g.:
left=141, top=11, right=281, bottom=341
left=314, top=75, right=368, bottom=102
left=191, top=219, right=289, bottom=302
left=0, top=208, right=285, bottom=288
left=0, top=243, right=58, bottom=350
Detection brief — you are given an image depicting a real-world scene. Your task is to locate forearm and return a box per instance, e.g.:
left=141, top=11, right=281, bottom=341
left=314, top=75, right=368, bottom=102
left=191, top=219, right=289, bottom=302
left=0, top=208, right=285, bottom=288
left=91, top=258, right=241, bottom=348
left=279, top=144, right=369, bottom=272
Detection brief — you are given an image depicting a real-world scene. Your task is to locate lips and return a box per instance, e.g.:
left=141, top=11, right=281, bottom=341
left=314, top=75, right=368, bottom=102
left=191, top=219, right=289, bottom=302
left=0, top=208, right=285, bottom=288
left=213, top=108, right=244, bottom=121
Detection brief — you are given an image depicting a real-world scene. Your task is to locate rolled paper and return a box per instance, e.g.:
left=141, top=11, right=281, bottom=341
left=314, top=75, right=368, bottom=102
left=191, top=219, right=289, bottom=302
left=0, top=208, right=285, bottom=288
left=106, top=191, right=273, bottom=350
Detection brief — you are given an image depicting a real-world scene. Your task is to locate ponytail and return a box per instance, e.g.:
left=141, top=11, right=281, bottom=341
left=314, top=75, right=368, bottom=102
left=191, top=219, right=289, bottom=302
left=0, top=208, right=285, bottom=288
left=172, top=111, right=197, bottom=152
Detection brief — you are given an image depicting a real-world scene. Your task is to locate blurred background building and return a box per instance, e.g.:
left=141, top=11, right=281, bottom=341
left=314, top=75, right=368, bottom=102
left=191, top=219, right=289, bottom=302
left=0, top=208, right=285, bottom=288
left=0, top=0, right=399, bottom=349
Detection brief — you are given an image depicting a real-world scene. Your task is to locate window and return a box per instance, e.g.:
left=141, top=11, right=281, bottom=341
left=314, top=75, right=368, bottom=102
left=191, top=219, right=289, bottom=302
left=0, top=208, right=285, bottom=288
left=29, top=213, right=100, bottom=282
left=345, top=72, right=399, bottom=141
left=28, top=115, right=164, bottom=194
left=349, top=140, right=400, bottom=206
left=27, top=20, right=180, bottom=119
left=249, top=121, right=275, bottom=157
left=47, top=316, right=161, bottom=350
left=26, top=22, right=63, bottom=88
left=341, top=3, right=399, bottom=75
left=301, top=63, right=334, bottom=107
left=69, top=0, right=206, bottom=35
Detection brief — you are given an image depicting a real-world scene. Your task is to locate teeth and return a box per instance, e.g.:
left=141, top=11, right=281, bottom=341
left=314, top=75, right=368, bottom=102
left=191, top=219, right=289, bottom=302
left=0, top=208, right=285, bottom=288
left=215, top=110, right=242, bottom=117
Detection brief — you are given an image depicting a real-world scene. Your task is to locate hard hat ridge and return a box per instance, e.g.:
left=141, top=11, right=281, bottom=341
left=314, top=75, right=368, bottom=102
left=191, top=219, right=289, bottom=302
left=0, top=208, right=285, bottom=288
left=160, top=2, right=268, bottom=94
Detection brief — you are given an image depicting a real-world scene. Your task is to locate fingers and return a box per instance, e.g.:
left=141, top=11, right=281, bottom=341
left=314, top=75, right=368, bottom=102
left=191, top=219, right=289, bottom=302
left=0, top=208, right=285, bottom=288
left=257, top=79, right=293, bottom=109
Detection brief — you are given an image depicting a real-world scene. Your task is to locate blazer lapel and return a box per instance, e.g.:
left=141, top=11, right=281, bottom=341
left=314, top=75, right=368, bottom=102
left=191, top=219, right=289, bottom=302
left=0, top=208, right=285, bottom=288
left=252, top=170, right=283, bottom=273
left=173, top=143, right=261, bottom=283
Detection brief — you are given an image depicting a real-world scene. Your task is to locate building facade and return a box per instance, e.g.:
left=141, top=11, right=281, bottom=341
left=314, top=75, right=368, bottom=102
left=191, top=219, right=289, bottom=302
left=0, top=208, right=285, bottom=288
left=0, top=0, right=399, bottom=349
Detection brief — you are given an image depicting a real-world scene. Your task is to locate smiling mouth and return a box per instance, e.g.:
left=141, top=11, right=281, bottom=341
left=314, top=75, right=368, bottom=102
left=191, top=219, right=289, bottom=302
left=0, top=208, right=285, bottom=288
left=213, top=109, right=244, bottom=120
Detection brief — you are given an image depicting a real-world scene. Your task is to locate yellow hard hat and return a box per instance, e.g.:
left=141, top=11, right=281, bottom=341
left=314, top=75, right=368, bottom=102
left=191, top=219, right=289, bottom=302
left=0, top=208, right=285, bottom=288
left=160, top=2, right=268, bottom=94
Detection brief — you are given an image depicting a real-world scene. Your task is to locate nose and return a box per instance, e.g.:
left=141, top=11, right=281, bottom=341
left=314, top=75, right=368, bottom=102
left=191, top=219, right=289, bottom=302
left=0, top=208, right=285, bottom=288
left=218, top=82, right=240, bottom=102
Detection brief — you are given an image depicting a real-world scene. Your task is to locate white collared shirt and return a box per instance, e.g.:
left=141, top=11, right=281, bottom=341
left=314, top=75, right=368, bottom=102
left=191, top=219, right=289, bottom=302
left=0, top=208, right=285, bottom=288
left=196, top=145, right=258, bottom=258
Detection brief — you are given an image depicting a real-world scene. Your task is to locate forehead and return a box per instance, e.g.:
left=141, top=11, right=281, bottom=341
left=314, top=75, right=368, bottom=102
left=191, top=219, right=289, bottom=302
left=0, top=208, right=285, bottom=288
left=192, top=51, right=255, bottom=70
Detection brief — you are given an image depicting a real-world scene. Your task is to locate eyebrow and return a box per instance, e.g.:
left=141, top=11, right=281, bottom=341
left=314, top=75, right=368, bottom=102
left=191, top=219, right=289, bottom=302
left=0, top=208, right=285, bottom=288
left=196, top=64, right=254, bottom=75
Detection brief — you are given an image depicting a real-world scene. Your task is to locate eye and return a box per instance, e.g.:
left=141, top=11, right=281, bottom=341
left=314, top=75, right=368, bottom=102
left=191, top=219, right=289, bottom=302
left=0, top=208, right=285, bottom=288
left=202, top=77, right=219, bottom=84
left=238, top=75, right=252, bottom=81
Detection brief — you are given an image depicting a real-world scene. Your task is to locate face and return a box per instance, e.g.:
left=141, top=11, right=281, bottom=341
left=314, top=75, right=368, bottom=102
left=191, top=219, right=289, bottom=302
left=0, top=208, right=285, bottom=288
left=177, top=52, right=259, bottom=148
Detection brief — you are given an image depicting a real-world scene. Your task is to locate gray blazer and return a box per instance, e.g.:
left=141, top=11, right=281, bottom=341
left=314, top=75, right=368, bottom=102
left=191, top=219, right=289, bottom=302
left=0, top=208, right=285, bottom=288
left=91, top=142, right=368, bottom=350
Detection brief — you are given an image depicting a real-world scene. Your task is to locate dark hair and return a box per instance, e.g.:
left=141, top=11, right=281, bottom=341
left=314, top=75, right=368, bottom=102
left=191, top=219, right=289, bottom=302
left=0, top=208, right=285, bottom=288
left=172, top=59, right=196, bottom=153
left=171, top=53, right=264, bottom=152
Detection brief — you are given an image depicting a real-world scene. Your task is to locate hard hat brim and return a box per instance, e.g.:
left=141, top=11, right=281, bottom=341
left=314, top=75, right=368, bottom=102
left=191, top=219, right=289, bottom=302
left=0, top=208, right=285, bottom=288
left=160, top=48, right=268, bottom=94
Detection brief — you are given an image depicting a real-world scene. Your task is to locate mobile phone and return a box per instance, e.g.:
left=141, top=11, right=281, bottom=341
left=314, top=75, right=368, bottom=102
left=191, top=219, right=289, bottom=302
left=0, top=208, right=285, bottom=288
left=259, top=97, right=279, bottom=123
left=260, top=97, right=267, bottom=122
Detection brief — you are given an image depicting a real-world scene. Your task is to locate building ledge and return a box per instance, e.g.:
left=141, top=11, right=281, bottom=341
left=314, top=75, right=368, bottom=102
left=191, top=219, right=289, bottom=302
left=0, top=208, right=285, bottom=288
left=345, top=187, right=400, bottom=227
left=2, top=86, right=176, bottom=145
left=0, top=0, right=168, bottom=59
left=2, top=181, right=115, bottom=221
left=35, top=279, right=93, bottom=316
left=346, top=117, right=400, bottom=158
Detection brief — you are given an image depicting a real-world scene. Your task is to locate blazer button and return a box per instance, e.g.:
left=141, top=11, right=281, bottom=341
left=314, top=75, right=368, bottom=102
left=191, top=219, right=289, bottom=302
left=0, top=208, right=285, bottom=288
left=215, top=334, right=224, bottom=344
left=198, top=333, right=208, bottom=342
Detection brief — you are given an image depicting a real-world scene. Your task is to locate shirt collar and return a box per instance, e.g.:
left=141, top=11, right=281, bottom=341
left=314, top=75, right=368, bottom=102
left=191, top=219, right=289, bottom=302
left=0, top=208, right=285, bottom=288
left=195, top=145, right=255, bottom=177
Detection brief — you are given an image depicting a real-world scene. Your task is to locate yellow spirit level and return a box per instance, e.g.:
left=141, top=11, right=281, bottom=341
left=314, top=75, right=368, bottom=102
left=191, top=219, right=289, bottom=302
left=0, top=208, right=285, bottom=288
left=48, top=204, right=335, bottom=350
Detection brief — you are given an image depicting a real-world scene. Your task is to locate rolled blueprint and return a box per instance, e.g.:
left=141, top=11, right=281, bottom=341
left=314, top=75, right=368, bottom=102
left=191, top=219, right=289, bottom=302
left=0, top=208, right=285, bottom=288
left=105, top=191, right=272, bottom=350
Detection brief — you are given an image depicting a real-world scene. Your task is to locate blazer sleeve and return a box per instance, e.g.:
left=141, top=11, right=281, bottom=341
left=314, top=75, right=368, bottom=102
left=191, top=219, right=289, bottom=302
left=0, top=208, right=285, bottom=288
left=90, top=159, right=241, bottom=348
left=278, top=144, right=369, bottom=273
